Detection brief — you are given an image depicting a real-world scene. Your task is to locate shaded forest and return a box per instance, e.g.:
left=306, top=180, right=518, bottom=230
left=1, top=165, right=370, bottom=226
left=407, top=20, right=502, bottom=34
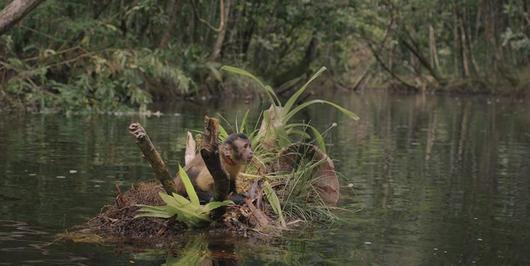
left=0, top=0, right=529, bottom=112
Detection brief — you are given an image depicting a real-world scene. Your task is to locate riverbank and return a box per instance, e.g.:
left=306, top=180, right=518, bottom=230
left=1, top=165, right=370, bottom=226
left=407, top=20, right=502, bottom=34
left=2, top=72, right=529, bottom=114
left=385, top=77, right=530, bottom=97
left=375, top=66, right=530, bottom=97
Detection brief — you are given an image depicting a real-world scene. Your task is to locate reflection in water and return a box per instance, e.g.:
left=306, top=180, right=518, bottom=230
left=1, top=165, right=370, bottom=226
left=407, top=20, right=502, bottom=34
left=163, top=233, right=239, bottom=266
left=0, top=94, right=529, bottom=265
left=163, top=235, right=210, bottom=266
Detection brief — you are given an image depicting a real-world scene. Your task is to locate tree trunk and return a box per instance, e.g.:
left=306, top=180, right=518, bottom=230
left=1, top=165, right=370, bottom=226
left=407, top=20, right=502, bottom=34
left=401, top=37, right=445, bottom=84
left=400, top=24, right=445, bottom=84
left=462, top=8, right=480, bottom=76
left=458, top=11, right=471, bottom=77
left=453, top=2, right=470, bottom=78
left=367, top=41, right=418, bottom=91
left=428, top=24, right=440, bottom=71
left=210, top=0, right=231, bottom=61
left=0, top=0, right=45, bottom=36
left=453, top=8, right=460, bottom=76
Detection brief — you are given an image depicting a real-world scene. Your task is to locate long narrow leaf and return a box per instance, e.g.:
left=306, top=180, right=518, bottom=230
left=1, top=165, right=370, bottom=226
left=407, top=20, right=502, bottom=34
left=283, top=66, right=327, bottom=115
left=239, top=110, right=250, bottom=133
left=171, top=193, right=195, bottom=206
left=218, top=124, right=229, bottom=140
left=178, top=165, right=200, bottom=206
left=136, top=204, right=173, bottom=212
left=220, top=65, right=280, bottom=106
left=286, top=129, right=311, bottom=139
left=158, top=191, right=187, bottom=207
left=203, top=200, right=234, bottom=212
left=263, top=181, right=286, bottom=227
left=309, top=126, right=327, bottom=154
left=284, top=123, right=326, bottom=153
left=135, top=212, right=175, bottom=219
left=135, top=205, right=177, bottom=218
left=285, top=99, right=360, bottom=123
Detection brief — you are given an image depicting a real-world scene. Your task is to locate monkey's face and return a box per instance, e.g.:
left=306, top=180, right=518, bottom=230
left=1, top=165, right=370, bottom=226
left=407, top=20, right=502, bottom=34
left=222, top=134, right=254, bottom=165
left=232, top=138, right=254, bottom=164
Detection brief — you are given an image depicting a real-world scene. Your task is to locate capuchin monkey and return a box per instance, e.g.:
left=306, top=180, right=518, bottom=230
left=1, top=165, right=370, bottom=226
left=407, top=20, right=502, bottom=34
left=174, top=133, right=253, bottom=204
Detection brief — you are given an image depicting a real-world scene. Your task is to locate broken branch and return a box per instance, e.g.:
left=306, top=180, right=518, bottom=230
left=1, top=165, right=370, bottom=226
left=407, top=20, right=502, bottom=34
left=128, top=123, right=178, bottom=195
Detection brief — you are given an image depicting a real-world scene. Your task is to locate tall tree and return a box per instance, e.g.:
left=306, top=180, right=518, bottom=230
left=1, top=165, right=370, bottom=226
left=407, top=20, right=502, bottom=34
left=210, top=0, right=231, bottom=61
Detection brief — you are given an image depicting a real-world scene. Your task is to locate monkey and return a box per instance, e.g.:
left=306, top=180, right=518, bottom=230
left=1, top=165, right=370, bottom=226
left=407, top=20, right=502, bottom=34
left=174, top=133, right=254, bottom=204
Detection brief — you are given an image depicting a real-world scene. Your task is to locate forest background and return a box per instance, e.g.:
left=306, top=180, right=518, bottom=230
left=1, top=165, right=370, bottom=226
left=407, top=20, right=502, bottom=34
left=0, top=0, right=528, bottom=112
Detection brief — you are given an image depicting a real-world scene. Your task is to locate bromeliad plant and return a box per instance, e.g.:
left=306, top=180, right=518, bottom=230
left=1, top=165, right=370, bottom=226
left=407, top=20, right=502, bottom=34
left=135, top=166, right=233, bottom=227
left=220, top=66, right=359, bottom=153
left=220, top=66, right=360, bottom=223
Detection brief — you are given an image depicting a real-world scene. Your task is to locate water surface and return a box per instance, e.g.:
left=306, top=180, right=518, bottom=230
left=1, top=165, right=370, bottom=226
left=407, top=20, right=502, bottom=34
left=1, top=93, right=529, bottom=265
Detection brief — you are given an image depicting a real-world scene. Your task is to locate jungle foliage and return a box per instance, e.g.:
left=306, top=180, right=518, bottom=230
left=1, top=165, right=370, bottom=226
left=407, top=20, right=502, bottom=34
left=0, top=0, right=528, bottom=112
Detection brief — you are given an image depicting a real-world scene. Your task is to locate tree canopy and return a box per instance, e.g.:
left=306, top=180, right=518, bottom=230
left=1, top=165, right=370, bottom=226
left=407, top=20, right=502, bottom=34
left=0, top=0, right=528, bottom=112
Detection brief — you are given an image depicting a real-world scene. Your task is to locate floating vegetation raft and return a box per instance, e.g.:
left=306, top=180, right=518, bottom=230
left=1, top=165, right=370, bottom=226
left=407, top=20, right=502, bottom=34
left=82, top=180, right=273, bottom=243
left=62, top=66, right=358, bottom=245
left=86, top=182, right=185, bottom=241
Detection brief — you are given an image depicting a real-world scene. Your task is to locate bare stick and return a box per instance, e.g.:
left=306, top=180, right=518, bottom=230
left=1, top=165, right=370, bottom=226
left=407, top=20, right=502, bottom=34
left=128, top=123, right=178, bottom=195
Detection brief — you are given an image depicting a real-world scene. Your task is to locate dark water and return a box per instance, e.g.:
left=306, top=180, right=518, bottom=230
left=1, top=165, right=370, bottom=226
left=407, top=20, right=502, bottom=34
left=1, top=93, right=529, bottom=265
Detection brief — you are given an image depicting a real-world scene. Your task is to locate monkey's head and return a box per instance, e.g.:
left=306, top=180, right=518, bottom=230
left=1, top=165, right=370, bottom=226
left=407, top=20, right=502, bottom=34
left=221, top=133, right=254, bottom=165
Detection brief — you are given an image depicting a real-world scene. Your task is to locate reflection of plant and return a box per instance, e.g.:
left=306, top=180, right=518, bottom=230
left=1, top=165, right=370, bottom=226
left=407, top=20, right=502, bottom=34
left=163, top=235, right=209, bottom=266
left=135, top=165, right=233, bottom=227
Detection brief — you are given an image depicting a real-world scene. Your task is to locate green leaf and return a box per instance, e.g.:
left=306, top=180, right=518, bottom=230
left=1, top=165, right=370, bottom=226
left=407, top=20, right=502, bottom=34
left=239, top=109, right=250, bottom=134
left=158, top=191, right=187, bottom=207
left=285, top=99, right=360, bottom=123
left=220, top=65, right=280, bottom=106
left=178, top=165, right=200, bottom=206
left=283, top=66, right=327, bottom=115
left=263, top=181, right=286, bottom=227
left=134, top=212, right=175, bottom=219
left=286, top=129, right=311, bottom=139
left=135, top=205, right=177, bottom=218
left=135, top=204, right=173, bottom=212
left=310, top=126, right=326, bottom=154
left=284, top=123, right=327, bottom=154
left=171, top=193, right=194, bottom=206
left=218, top=124, right=229, bottom=140
left=203, top=200, right=234, bottom=212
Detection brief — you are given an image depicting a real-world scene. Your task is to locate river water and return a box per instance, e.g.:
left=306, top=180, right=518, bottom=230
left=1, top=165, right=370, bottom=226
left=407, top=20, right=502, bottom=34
left=1, top=93, right=529, bottom=265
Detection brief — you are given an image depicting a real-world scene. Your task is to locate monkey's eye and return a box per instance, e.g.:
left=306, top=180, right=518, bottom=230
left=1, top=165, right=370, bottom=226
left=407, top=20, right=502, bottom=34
left=244, top=143, right=249, bottom=149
